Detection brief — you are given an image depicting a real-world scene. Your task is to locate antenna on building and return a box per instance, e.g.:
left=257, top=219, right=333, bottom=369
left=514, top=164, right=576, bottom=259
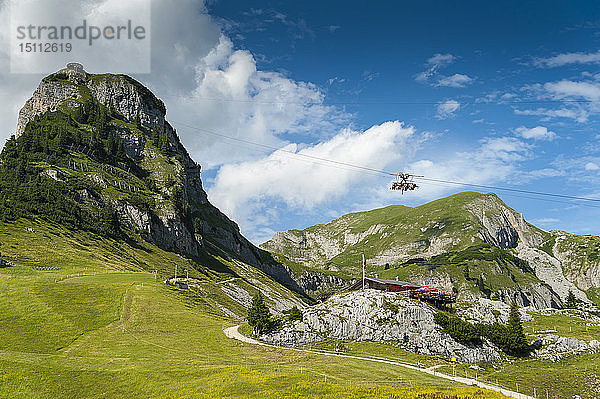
left=362, top=253, right=366, bottom=290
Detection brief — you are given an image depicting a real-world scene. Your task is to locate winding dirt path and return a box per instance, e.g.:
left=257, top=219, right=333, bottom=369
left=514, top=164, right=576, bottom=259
left=223, top=325, right=533, bottom=399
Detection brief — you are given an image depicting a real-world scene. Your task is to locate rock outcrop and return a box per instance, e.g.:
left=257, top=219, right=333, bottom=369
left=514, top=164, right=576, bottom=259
left=456, top=297, right=533, bottom=324
left=533, top=335, right=600, bottom=361
left=262, top=289, right=502, bottom=363
left=16, top=72, right=80, bottom=137
left=516, top=244, right=587, bottom=303
left=463, top=193, right=543, bottom=249
left=293, top=270, right=350, bottom=296
left=552, top=232, right=600, bottom=292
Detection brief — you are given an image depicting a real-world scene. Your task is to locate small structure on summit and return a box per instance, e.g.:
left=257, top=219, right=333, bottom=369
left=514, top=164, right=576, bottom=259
left=66, top=62, right=85, bottom=74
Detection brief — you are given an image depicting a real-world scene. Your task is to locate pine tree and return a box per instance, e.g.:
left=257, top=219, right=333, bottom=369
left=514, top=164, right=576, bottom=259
left=564, top=290, right=578, bottom=309
left=247, top=292, right=273, bottom=336
left=135, top=112, right=142, bottom=129
left=507, top=304, right=529, bottom=356
left=158, top=133, right=169, bottom=153
left=151, top=124, right=160, bottom=146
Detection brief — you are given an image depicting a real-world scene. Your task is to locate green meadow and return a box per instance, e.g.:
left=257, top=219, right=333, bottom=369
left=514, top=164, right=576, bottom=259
left=0, top=219, right=504, bottom=398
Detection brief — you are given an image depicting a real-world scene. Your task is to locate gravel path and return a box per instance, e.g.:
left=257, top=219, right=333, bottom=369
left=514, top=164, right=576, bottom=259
left=223, top=325, right=533, bottom=399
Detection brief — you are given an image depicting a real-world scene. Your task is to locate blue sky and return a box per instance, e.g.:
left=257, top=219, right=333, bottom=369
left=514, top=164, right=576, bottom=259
left=200, top=0, right=600, bottom=241
left=2, top=0, right=600, bottom=243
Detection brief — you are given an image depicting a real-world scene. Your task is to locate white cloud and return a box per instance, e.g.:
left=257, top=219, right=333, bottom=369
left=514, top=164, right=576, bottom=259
left=9, top=0, right=151, bottom=73
left=327, top=76, right=345, bottom=85
left=436, top=100, right=460, bottom=119
left=531, top=218, right=560, bottom=224
left=515, top=126, right=557, bottom=141
left=514, top=107, right=589, bottom=123
left=416, top=53, right=455, bottom=83
left=406, top=136, right=532, bottom=200
left=416, top=53, right=472, bottom=88
left=0, top=1, right=351, bottom=171
left=170, top=34, right=351, bottom=169
left=428, top=53, right=455, bottom=66
left=515, top=79, right=600, bottom=123
left=535, top=50, right=600, bottom=68
left=478, top=136, right=531, bottom=162
left=544, top=80, right=600, bottom=100
left=436, top=73, right=473, bottom=88
left=207, top=121, right=415, bottom=237
left=0, top=0, right=219, bottom=138
left=548, top=156, right=600, bottom=187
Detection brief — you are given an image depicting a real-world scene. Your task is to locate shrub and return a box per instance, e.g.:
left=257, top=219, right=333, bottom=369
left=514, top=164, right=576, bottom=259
left=434, top=311, right=481, bottom=345
left=284, top=306, right=303, bottom=322
left=434, top=305, right=530, bottom=356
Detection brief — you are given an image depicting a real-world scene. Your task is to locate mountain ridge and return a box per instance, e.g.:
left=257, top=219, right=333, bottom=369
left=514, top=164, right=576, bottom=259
left=262, top=191, right=599, bottom=308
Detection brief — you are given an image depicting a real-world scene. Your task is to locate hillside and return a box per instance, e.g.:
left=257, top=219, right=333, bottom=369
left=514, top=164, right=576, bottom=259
left=1, top=69, right=599, bottom=398
left=262, top=192, right=599, bottom=307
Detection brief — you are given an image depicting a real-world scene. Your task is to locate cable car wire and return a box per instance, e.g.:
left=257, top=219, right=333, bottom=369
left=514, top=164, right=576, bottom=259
left=414, top=177, right=600, bottom=203
left=175, top=121, right=396, bottom=176
left=159, top=94, right=598, bottom=106
left=422, top=180, right=600, bottom=209
left=172, top=120, right=600, bottom=206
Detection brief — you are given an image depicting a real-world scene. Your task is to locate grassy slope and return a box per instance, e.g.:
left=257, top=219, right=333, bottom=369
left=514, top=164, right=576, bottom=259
left=262, top=192, right=486, bottom=279
left=0, top=219, right=502, bottom=398
left=265, top=192, right=510, bottom=272
left=236, top=306, right=600, bottom=398
left=378, top=244, right=541, bottom=297
left=266, top=192, right=550, bottom=299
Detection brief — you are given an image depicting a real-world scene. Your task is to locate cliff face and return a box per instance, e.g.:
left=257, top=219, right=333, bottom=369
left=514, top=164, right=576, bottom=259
left=262, top=192, right=595, bottom=308
left=552, top=232, right=600, bottom=292
left=13, top=69, right=274, bottom=274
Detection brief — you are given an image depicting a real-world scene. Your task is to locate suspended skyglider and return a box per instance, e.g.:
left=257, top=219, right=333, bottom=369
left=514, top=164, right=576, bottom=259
left=390, top=173, right=421, bottom=194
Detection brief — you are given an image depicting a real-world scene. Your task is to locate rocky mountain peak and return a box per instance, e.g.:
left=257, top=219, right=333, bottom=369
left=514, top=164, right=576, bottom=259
left=461, top=192, right=542, bottom=249
left=9, top=69, right=298, bottom=284
left=17, top=69, right=166, bottom=138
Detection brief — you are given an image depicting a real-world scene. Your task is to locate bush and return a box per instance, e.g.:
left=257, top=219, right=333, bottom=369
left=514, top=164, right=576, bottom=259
left=434, top=311, right=481, bottom=345
left=284, top=306, right=303, bottom=322
left=434, top=305, right=530, bottom=356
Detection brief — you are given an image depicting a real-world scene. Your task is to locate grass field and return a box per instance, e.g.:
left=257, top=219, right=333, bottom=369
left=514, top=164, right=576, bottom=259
left=0, top=219, right=506, bottom=398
